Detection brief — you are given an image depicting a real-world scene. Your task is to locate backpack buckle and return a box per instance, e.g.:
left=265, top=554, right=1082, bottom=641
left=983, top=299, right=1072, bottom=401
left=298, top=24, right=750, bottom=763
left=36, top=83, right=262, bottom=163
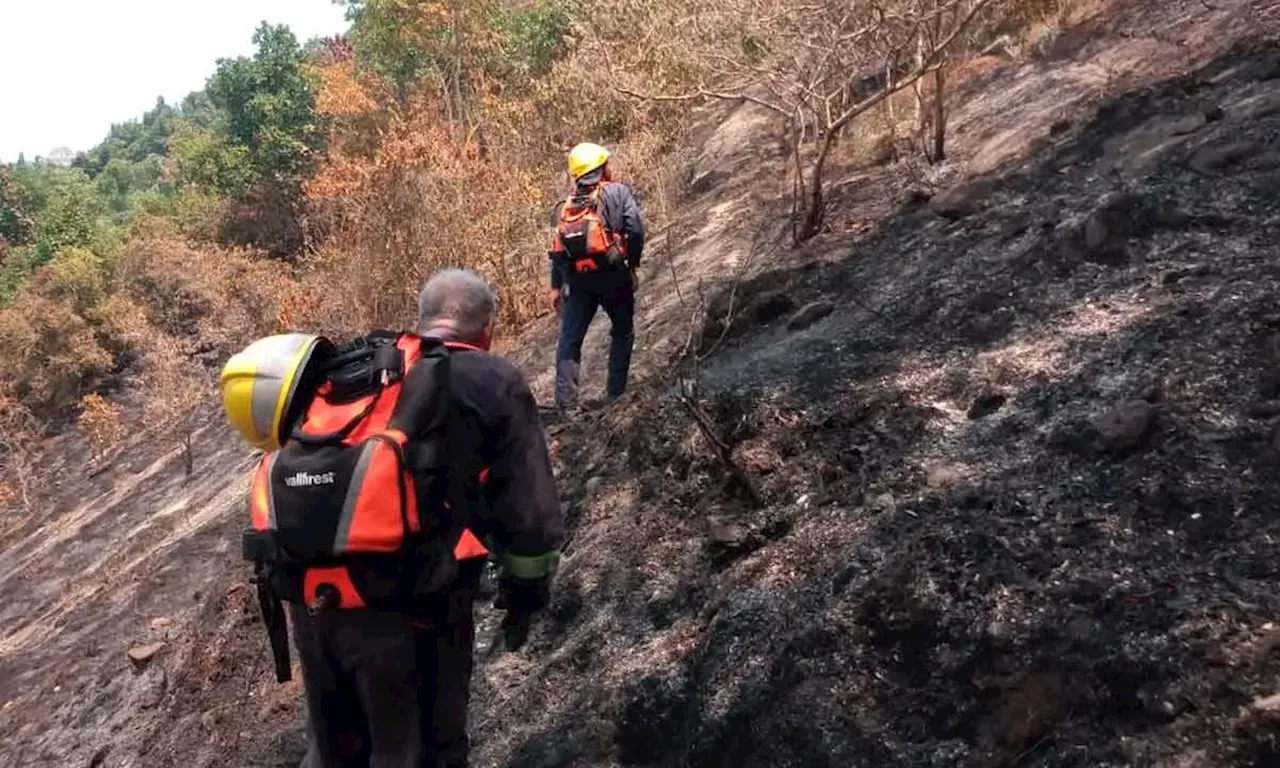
left=307, top=584, right=341, bottom=615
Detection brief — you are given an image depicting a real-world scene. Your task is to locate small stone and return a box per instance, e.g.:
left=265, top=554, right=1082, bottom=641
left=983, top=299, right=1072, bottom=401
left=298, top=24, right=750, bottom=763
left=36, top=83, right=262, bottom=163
left=584, top=476, right=604, bottom=496
left=127, top=642, right=165, bottom=669
left=150, top=617, right=172, bottom=631
left=706, top=516, right=747, bottom=546
left=1203, top=105, right=1224, bottom=122
left=1252, top=692, right=1280, bottom=711
left=1096, top=400, right=1156, bottom=455
left=787, top=300, right=835, bottom=331
left=869, top=493, right=897, bottom=513
left=926, top=464, right=964, bottom=488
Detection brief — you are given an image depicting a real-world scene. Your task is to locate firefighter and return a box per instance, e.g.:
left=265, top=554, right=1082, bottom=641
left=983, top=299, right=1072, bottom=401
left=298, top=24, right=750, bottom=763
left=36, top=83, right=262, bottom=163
left=548, top=142, right=646, bottom=411
left=223, top=268, right=564, bottom=767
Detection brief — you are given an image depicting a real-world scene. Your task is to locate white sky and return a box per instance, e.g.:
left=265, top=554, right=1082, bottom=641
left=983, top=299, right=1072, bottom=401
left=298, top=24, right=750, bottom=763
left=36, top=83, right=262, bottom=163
left=0, top=1, right=350, bottom=163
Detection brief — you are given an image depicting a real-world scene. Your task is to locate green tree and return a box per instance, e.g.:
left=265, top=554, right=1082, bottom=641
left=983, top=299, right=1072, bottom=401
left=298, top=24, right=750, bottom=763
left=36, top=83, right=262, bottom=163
left=0, top=167, right=33, bottom=246
left=206, top=22, right=325, bottom=187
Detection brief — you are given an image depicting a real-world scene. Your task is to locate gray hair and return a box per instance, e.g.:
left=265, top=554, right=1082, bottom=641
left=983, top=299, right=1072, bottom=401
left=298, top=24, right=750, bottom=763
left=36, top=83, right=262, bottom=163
left=415, top=268, right=497, bottom=342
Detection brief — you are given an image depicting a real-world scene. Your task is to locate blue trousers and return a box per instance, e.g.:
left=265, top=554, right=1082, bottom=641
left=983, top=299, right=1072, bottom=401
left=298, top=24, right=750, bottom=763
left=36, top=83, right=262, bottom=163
left=554, top=277, right=635, bottom=406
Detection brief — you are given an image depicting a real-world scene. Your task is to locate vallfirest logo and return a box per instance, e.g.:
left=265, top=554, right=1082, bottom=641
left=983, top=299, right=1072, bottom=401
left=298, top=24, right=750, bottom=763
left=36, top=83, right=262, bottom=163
left=284, top=470, right=338, bottom=488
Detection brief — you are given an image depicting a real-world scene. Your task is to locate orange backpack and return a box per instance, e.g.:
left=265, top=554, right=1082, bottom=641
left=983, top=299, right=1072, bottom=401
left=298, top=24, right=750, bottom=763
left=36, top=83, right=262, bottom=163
left=241, top=330, right=490, bottom=681
left=552, top=183, right=626, bottom=273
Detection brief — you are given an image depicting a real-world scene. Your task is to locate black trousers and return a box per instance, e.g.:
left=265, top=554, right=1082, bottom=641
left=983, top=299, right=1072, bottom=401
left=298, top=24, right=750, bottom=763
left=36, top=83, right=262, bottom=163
left=290, top=561, right=484, bottom=768
left=554, top=271, right=636, bottom=406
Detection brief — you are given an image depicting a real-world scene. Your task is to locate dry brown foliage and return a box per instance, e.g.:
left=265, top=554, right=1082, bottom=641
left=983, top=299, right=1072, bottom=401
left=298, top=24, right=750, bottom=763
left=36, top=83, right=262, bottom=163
left=299, top=34, right=688, bottom=339
left=0, top=292, right=115, bottom=416
left=608, top=0, right=1013, bottom=241
left=76, top=393, right=127, bottom=461
left=0, top=396, right=42, bottom=514
left=110, top=236, right=291, bottom=352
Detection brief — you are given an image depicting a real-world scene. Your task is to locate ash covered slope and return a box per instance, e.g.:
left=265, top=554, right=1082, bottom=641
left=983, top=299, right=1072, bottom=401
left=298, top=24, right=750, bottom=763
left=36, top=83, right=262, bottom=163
left=472, top=15, right=1280, bottom=768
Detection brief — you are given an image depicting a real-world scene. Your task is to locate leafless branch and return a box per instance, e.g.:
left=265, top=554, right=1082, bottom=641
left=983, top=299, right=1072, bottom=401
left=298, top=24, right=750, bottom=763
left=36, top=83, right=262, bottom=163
left=679, top=388, right=765, bottom=508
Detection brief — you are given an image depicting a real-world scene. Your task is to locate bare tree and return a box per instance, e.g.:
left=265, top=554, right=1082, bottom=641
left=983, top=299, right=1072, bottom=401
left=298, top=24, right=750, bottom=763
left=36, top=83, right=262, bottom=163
left=608, top=0, right=994, bottom=242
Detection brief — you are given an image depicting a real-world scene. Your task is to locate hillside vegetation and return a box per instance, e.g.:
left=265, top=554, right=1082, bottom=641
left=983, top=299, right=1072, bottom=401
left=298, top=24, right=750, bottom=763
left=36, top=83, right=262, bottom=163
left=4, top=0, right=1280, bottom=765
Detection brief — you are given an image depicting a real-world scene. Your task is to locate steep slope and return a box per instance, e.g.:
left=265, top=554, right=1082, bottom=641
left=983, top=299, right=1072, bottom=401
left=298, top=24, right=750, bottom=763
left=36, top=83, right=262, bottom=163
left=2, top=0, right=1278, bottom=766
left=474, top=2, right=1280, bottom=766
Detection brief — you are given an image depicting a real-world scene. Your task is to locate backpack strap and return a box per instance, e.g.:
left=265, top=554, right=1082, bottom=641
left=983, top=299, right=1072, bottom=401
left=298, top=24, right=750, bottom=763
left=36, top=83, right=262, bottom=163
left=387, top=338, right=485, bottom=599
left=287, top=331, right=409, bottom=446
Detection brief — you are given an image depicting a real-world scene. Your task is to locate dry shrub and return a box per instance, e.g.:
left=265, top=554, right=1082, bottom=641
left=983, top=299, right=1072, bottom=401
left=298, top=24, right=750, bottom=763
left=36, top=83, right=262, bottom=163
left=111, top=235, right=292, bottom=353
left=304, top=76, right=550, bottom=334
left=300, top=40, right=692, bottom=339
left=0, top=396, right=41, bottom=513
left=24, top=247, right=109, bottom=316
left=0, top=293, right=114, bottom=417
left=76, top=392, right=126, bottom=461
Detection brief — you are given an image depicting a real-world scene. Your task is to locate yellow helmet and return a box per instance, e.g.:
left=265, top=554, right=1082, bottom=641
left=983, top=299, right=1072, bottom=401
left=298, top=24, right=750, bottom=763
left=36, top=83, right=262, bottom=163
left=220, top=333, right=333, bottom=452
left=567, top=142, right=610, bottom=181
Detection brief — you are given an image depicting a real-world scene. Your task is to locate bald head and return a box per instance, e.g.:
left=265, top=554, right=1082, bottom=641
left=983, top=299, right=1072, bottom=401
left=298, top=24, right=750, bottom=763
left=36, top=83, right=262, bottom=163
left=415, top=268, right=497, bottom=344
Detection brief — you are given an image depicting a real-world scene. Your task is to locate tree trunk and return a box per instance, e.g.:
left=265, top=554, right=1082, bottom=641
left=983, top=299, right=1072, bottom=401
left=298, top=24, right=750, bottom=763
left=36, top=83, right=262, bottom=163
left=913, top=31, right=928, bottom=154
left=797, top=130, right=837, bottom=243
left=788, top=116, right=807, bottom=244
left=885, top=58, right=897, bottom=125
left=928, top=0, right=949, bottom=164
left=931, top=66, right=947, bottom=162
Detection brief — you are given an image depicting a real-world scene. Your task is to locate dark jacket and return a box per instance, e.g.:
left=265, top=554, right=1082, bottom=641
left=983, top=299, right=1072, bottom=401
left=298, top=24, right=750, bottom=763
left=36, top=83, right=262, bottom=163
left=550, top=179, right=646, bottom=290
left=423, top=328, right=564, bottom=576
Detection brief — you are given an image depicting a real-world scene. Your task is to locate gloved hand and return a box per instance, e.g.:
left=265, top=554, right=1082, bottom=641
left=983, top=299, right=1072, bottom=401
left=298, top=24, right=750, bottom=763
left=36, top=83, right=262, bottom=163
left=494, top=573, right=553, bottom=651
left=629, top=268, right=641, bottom=291
left=547, top=286, right=564, bottom=313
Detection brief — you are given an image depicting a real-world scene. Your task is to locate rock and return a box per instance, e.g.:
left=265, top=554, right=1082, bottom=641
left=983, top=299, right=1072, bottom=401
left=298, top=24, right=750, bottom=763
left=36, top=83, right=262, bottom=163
left=868, top=492, right=897, bottom=513
left=1095, top=400, right=1156, bottom=455
left=127, top=642, right=165, bottom=669
left=583, top=476, right=604, bottom=497
left=1203, top=105, right=1224, bottom=123
left=926, top=464, right=965, bottom=489
left=906, top=186, right=933, bottom=205
left=752, top=291, right=798, bottom=324
left=967, top=391, right=1008, bottom=420
left=1190, top=141, right=1262, bottom=173
left=929, top=178, right=995, bottom=220
left=787, top=300, right=834, bottom=331
left=705, top=515, right=764, bottom=567
left=1248, top=401, right=1280, bottom=419
left=1252, top=692, right=1280, bottom=712
left=149, top=617, right=172, bottom=631
left=1160, top=263, right=1211, bottom=285
left=707, top=516, right=748, bottom=546
left=1049, top=119, right=1072, bottom=137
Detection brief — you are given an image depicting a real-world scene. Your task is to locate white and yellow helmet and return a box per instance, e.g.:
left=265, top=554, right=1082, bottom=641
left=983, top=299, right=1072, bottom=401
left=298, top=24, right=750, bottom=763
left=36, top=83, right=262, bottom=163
left=220, top=333, right=333, bottom=452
